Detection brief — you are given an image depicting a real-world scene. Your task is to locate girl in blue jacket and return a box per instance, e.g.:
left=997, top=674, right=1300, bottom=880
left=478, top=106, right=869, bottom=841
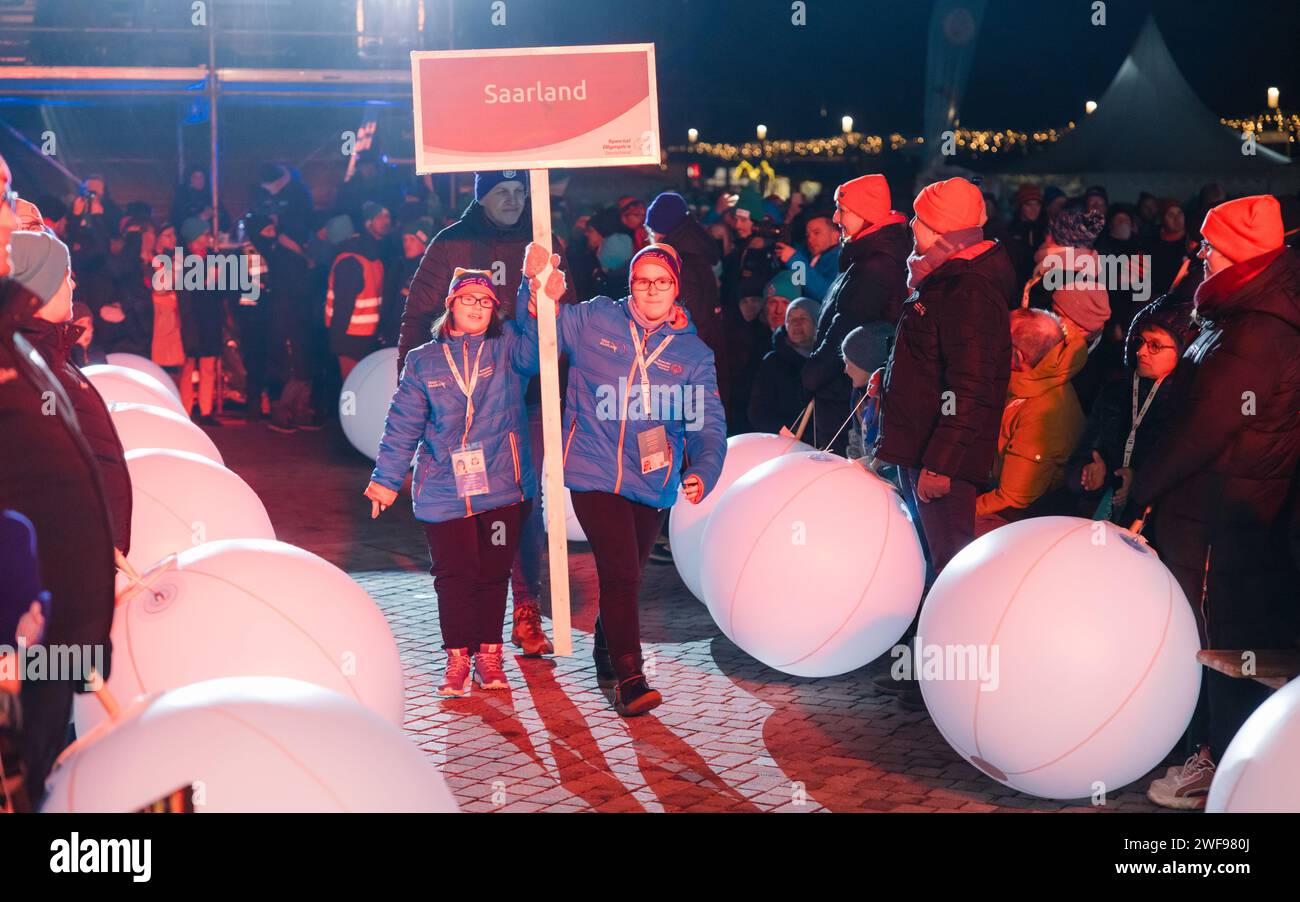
left=522, top=242, right=727, bottom=716
left=365, top=268, right=538, bottom=697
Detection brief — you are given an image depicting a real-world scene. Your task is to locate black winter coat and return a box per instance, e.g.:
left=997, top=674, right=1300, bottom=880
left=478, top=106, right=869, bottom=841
left=1133, top=248, right=1300, bottom=648
left=0, top=278, right=116, bottom=807
left=876, top=241, right=1015, bottom=485
left=749, top=325, right=811, bottom=435
left=659, top=215, right=726, bottom=365
left=18, top=316, right=133, bottom=554
left=803, top=222, right=910, bottom=453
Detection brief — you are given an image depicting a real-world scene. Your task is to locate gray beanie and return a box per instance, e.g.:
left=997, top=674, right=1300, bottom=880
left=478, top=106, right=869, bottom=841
left=786, top=295, right=822, bottom=325
left=840, top=321, right=893, bottom=372
left=8, top=230, right=71, bottom=305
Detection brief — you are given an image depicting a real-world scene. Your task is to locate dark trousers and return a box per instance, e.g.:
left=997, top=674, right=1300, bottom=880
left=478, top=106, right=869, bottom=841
left=898, top=466, right=979, bottom=579
left=424, top=500, right=530, bottom=650
left=569, top=490, right=666, bottom=676
left=235, top=305, right=269, bottom=412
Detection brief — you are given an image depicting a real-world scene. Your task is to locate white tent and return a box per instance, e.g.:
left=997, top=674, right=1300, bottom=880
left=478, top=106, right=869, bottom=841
left=996, top=16, right=1295, bottom=200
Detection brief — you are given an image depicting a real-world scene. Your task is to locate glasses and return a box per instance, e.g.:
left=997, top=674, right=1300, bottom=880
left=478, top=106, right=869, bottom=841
left=1134, top=338, right=1176, bottom=354
left=455, top=294, right=496, bottom=309
left=632, top=277, right=675, bottom=293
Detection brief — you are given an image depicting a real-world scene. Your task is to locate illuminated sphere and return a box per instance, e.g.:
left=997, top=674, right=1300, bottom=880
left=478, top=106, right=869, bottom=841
left=106, top=352, right=183, bottom=401
left=919, top=516, right=1202, bottom=800
left=1207, top=675, right=1300, bottom=812
left=83, top=364, right=186, bottom=416
left=670, top=432, right=810, bottom=602
left=340, top=348, right=398, bottom=460
left=75, top=539, right=405, bottom=735
left=124, top=448, right=274, bottom=571
left=51, top=677, right=453, bottom=813
left=700, top=451, right=925, bottom=677
left=107, top=401, right=224, bottom=464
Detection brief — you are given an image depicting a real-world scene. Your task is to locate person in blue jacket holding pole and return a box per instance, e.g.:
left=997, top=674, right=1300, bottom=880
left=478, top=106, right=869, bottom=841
left=365, top=268, right=538, bottom=697
left=522, top=241, right=727, bottom=716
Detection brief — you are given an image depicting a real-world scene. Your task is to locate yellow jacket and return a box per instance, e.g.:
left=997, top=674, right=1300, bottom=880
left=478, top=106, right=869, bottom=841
left=976, top=329, right=1086, bottom=517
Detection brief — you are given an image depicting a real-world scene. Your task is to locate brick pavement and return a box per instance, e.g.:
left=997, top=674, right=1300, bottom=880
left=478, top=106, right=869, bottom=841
left=211, top=418, right=1179, bottom=813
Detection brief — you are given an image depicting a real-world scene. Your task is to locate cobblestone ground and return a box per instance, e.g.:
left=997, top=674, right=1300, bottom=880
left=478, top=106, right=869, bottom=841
left=212, top=418, right=1177, bottom=813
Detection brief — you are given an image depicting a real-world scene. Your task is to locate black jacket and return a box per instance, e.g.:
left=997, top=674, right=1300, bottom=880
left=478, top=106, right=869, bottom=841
left=659, top=215, right=726, bottom=361
left=876, top=241, right=1015, bottom=485
left=18, top=316, right=133, bottom=554
left=722, top=307, right=771, bottom=435
left=1133, top=248, right=1300, bottom=647
left=802, top=221, right=910, bottom=452
left=177, top=251, right=232, bottom=358
left=0, top=278, right=116, bottom=807
left=749, top=325, right=811, bottom=435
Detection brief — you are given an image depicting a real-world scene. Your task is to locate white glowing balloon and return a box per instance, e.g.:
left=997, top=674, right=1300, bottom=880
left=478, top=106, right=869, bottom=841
left=670, top=432, right=811, bottom=601
left=700, top=451, right=925, bottom=677
left=105, top=353, right=183, bottom=401
left=52, top=677, right=453, bottom=813
left=124, top=448, right=274, bottom=570
left=541, top=479, right=586, bottom=542
left=83, top=364, right=186, bottom=416
left=77, top=539, right=405, bottom=734
left=340, top=347, right=398, bottom=460
left=108, top=402, right=224, bottom=464
left=1207, top=675, right=1300, bottom=812
left=919, top=516, right=1202, bottom=801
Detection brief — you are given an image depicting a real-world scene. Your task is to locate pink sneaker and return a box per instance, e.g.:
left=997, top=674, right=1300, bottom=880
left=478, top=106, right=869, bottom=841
left=473, top=643, right=510, bottom=690
left=438, top=648, right=472, bottom=697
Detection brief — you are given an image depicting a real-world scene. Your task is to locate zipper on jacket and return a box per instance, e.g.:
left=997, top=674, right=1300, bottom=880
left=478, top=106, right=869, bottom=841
left=508, top=430, right=523, bottom=501
left=563, top=419, right=578, bottom=467
left=1199, top=544, right=1212, bottom=648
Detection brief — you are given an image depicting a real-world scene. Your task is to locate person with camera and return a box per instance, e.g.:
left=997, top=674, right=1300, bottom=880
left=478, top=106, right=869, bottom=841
left=773, top=210, right=841, bottom=301
left=519, top=241, right=726, bottom=716
left=720, top=197, right=781, bottom=310
left=365, top=268, right=539, bottom=697
left=800, top=174, right=910, bottom=453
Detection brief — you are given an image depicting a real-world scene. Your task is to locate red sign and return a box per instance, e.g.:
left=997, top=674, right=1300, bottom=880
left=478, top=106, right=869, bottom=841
left=411, top=44, right=660, bottom=173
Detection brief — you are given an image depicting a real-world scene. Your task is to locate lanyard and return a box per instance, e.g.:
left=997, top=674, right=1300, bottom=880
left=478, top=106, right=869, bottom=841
left=1124, top=373, right=1163, bottom=468
left=628, top=319, right=674, bottom=405
left=441, top=338, right=485, bottom=446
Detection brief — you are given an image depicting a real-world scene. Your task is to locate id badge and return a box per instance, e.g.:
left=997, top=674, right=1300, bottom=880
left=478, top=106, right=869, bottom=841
left=451, top=442, right=489, bottom=497
left=636, top=425, right=669, bottom=474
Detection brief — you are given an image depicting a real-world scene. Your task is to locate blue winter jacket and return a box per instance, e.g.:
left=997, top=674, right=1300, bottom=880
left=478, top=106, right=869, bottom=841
left=371, top=309, right=539, bottom=523
left=520, top=283, right=727, bottom=509
left=786, top=245, right=841, bottom=300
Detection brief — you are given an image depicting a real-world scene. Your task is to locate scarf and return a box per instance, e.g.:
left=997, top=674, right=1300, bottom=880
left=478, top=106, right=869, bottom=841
left=628, top=296, right=687, bottom=332
left=906, top=226, right=985, bottom=290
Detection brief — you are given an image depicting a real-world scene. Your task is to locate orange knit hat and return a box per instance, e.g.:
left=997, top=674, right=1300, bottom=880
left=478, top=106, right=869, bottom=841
left=913, top=177, right=988, bottom=234
left=1200, top=195, right=1284, bottom=264
left=834, top=174, right=892, bottom=225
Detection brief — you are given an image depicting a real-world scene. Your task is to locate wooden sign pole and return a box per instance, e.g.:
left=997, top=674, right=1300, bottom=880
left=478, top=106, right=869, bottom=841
left=528, top=168, right=572, bottom=656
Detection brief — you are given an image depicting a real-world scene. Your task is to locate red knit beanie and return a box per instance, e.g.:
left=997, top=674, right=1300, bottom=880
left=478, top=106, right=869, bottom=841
left=1014, top=183, right=1043, bottom=207
left=834, top=174, right=892, bottom=225
left=1200, top=195, right=1284, bottom=264
left=913, top=177, right=988, bottom=234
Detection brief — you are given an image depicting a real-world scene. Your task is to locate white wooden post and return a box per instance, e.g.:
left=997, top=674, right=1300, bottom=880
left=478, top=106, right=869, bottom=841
left=527, top=168, right=572, bottom=656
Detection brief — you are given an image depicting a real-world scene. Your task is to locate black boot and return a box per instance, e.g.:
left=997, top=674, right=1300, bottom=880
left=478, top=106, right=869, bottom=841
left=592, top=620, right=616, bottom=686
left=612, top=654, right=662, bottom=717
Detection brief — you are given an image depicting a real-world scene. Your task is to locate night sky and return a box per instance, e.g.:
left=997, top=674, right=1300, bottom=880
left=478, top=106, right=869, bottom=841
left=436, top=0, right=1298, bottom=143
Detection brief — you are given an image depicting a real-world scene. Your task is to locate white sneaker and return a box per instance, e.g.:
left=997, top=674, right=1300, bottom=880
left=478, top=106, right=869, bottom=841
left=1147, top=747, right=1214, bottom=810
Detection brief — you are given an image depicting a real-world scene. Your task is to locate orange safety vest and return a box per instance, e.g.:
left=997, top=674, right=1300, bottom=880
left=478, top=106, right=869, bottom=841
left=325, top=252, right=384, bottom=336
